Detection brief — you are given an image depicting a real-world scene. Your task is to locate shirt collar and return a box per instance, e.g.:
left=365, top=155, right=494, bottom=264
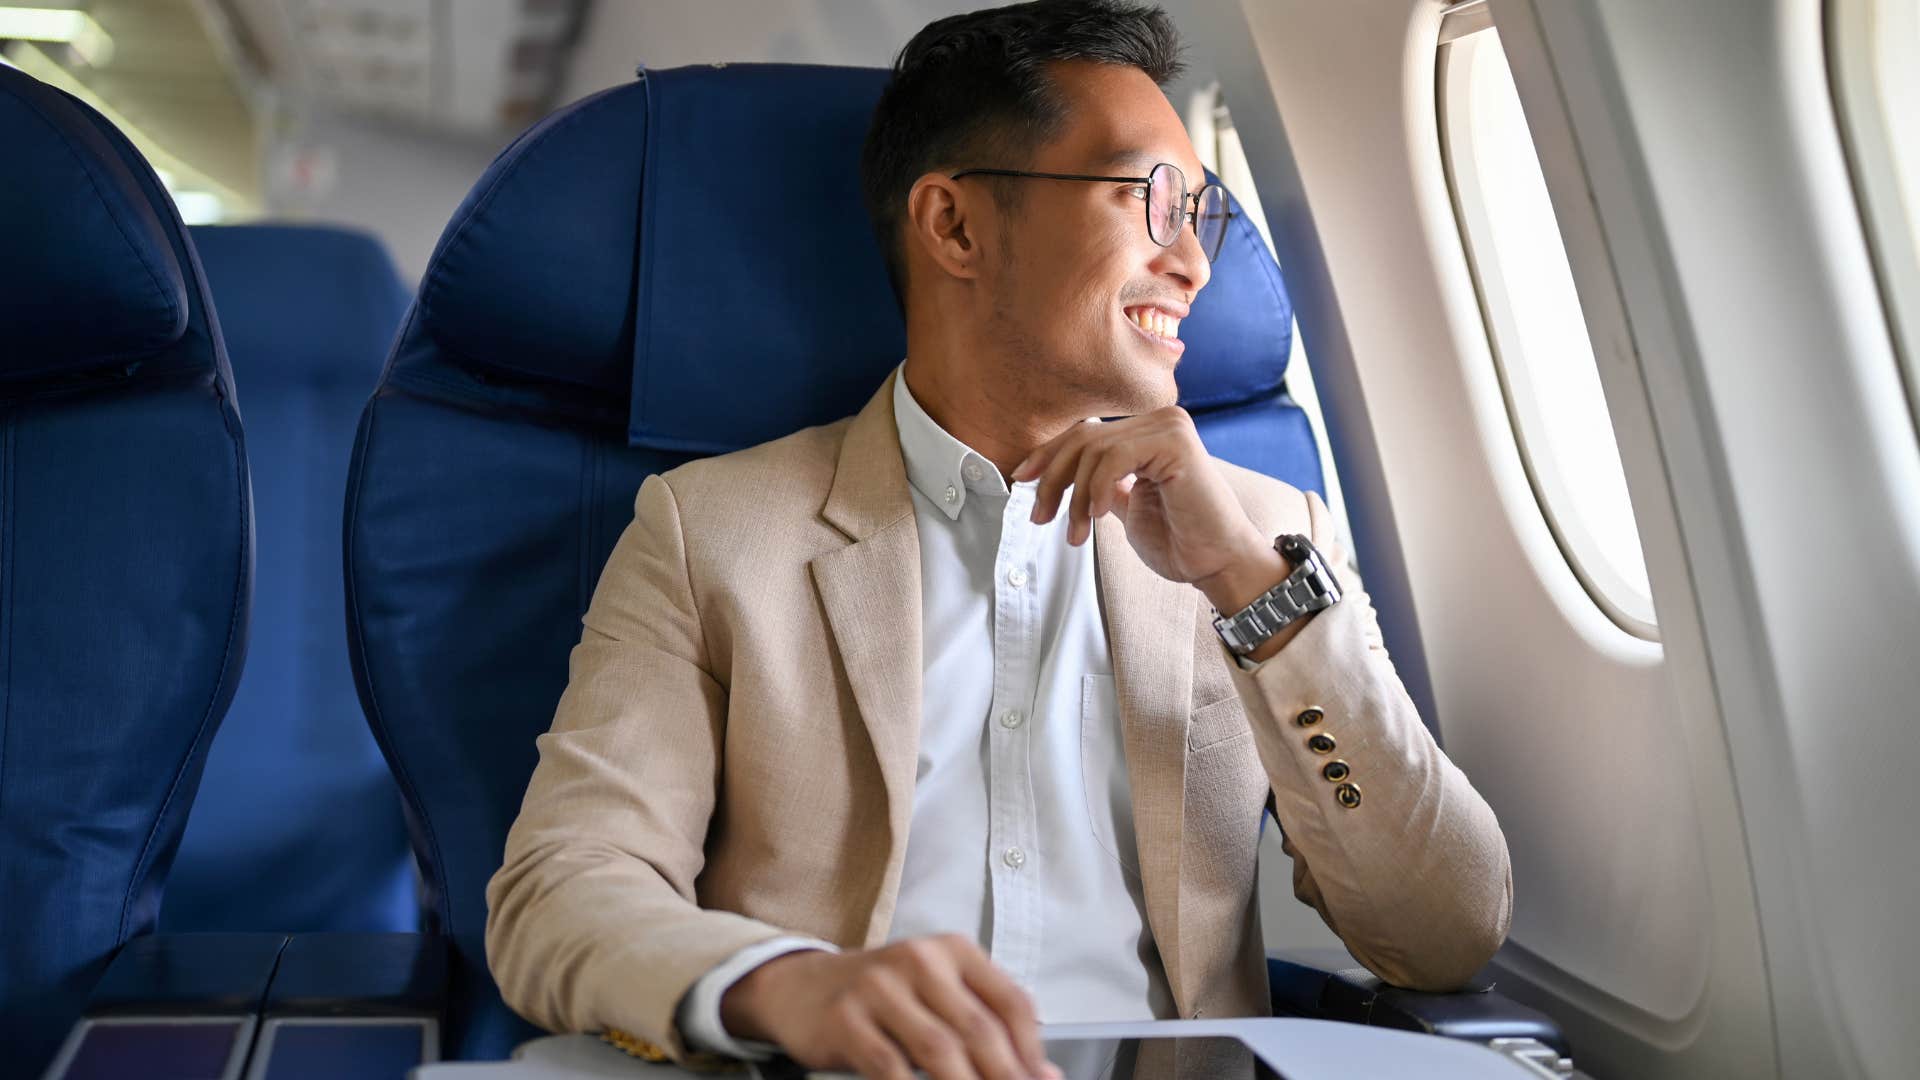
left=892, top=363, right=1009, bottom=520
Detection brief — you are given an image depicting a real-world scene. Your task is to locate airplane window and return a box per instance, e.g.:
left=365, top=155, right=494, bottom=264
left=1439, top=27, right=1659, bottom=637
left=1831, top=0, right=1920, bottom=431
left=1186, top=86, right=1355, bottom=553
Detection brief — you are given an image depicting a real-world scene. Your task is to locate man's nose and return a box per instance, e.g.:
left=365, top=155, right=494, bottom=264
left=1152, top=213, right=1212, bottom=294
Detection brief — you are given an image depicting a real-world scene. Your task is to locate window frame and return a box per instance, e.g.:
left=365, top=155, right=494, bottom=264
left=1829, top=0, right=1920, bottom=441
left=1437, top=19, right=1661, bottom=640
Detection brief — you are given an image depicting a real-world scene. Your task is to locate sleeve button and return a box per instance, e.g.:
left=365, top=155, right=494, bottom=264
left=1322, top=760, right=1350, bottom=783
left=1335, top=782, right=1363, bottom=809
left=1295, top=707, right=1325, bottom=727
left=1307, top=733, right=1336, bottom=754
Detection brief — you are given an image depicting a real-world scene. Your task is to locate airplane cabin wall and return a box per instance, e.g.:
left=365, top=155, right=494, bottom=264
left=1499, top=3, right=1920, bottom=1077
left=1194, top=0, right=1920, bottom=1076
left=260, top=109, right=505, bottom=284
left=1182, top=0, right=1779, bottom=1076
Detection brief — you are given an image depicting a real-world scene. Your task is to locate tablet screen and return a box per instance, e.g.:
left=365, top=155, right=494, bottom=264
left=1043, top=1035, right=1280, bottom=1080
left=754, top=1034, right=1282, bottom=1080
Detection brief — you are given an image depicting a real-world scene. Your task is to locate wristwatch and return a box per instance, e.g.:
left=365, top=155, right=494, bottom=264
left=1211, top=533, right=1343, bottom=656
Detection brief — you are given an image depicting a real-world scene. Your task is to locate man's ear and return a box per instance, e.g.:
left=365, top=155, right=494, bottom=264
left=905, top=172, right=987, bottom=282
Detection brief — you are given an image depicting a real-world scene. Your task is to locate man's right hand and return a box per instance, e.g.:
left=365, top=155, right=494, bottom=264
left=718, top=934, right=1061, bottom=1080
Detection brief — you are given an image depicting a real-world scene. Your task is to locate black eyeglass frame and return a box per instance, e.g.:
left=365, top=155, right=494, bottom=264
left=948, top=162, right=1236, bottom=260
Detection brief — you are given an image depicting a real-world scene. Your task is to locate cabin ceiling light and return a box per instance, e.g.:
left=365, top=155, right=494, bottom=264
left=0, top=8, right=114, bottom=66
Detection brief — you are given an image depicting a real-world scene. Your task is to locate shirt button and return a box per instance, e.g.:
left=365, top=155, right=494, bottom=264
left=1007, top=567, right=1028, bottom=588
left=1002, top=847, right=1027, bottom=869
left=964, top=461, right=984, bottom=483
left=943, top=485, right=957, bottom=504
left=999, top=710, right=1024, bottom=730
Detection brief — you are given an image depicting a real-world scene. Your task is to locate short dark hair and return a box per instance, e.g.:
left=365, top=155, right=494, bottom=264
left=859, top=0, right=1186, bottom=309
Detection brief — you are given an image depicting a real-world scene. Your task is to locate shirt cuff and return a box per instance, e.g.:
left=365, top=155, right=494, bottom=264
left=675, top=935, right=840, bottom=1060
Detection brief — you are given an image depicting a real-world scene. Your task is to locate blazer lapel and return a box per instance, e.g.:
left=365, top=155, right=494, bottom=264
left=1093, top=514, right=1198, bottom=1013
left=811, top=374, right=924, bottom=945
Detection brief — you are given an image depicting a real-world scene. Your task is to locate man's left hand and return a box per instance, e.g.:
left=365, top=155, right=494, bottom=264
left=1012, top=405, right=1289, bottom=620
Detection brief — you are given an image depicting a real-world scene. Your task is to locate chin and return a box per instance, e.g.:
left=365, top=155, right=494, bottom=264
left=1105, top=357, right=1179, bottom=416
left=1131, top=343, right=1183, bottom=402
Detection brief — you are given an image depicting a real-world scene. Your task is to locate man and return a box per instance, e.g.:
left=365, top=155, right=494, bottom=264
left=486, top=3, right=1512, bottom=1079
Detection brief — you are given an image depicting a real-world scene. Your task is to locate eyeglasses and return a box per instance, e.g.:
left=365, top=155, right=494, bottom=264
left=948, top=161, right=1234, bottom=261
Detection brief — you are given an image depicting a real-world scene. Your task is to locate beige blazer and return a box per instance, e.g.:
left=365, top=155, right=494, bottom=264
left=485, top=374, right=1512, bottom=1059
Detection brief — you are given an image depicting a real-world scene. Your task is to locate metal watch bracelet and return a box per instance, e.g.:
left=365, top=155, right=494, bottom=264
left=1211, top=533, right=1343, bottom=656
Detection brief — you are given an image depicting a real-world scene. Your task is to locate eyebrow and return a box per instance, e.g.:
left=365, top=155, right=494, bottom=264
left=1096, top=149, right=1160, bottom=174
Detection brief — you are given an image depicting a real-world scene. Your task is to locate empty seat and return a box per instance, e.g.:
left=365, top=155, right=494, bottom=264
left=0, top=66, right=253, bottom=1075
left=162, top=224, right=419, bottom=935
left=342, top=63, right=1317, bottom=1058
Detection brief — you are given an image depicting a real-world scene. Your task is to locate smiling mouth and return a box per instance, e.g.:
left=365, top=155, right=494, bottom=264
left=1123, top=305, right=1185, bottom=353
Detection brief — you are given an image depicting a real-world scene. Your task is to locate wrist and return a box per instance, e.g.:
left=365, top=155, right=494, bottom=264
left=1197, top=536, right=1291, bottom=614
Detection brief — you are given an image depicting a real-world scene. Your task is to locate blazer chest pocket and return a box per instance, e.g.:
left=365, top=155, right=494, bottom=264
left=1186, top=694, right=1252, bottom=752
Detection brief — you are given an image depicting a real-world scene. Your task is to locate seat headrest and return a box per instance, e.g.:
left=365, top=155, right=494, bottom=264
left=0, top=67, right=189, bottom=378
left=414, top=82, right=646, bottom=399
left=626, top=64, right=906, bottom=452
left=1175, top=189, right=1294, bottom=411
left=414, top=63, right=906, bottom=454
left=191, top=224, right=408, bottom=386
left=410, top=63, right=1293, bottom=450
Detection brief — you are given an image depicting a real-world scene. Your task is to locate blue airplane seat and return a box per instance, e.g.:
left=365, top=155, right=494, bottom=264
left=160, top=224, right=421, bottom=936
left=0, top=66, right=252, bottom=1075
left=343, top=63, right=1316, bottom=1059
left=1179, top=194, right=1324, bottom=496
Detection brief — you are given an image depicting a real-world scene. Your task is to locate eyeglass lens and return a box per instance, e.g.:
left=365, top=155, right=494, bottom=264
left=1147, top=163, right=1184, bottom=249
left=1196, top=184, right=1228, bottom=260
left=1147, top=163, right=1230, bottom=261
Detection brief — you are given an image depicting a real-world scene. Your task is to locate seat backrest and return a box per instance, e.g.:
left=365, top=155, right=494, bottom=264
left=162, top=224, right=419, bottom=935
left=345, top=62, right=1315, bottom=1059
left=0, top=67, right=253, bottom=1075
left=1180, top=202, right=1322, bottom=493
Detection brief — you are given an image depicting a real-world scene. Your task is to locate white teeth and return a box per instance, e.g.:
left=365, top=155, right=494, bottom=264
left=1128, top=307, right=1180, bottom=340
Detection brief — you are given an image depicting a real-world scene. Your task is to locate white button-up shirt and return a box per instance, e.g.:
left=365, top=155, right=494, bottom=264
left=678, top=367, right=1173, bottom=1056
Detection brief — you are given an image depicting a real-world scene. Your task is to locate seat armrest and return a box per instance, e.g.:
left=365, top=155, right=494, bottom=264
left=246, top=933, right=448, bottom=1079
left=264, top=933, right=448, bottom=1018
left=1267, top=947, right=1570, bottom=1057
left=43, top=934, right=289, bottom=1080
left=84, top=932, right=290, bottom=1017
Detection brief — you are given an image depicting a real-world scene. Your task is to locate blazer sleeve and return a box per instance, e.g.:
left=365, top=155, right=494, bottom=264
left=485, top=472, right=790, bottom=1057
left=1228, top=489, right=1514, bottom=990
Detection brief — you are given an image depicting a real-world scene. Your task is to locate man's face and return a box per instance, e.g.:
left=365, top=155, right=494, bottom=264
left=974, top=61, right=1213, bottom=417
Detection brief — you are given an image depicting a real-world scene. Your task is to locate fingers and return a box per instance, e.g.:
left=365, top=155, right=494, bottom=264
left=808, top=937, right=1055, bottom=1080
left=915, top=968, right=1030, bottom=1080
left=1013, top=409, right=1198, bottom=543
left=1040, top=435, right=1144, bottom=547
left=1084, top=451, right=1144, bottom=524
left=865, top=970, right=982, bottom=1080
left=951, top=946, right=1055, bottom=1080
left=1065, top=447, right=1103, bottom=547
left=1017, top=425, right=1090, bottom=531
left=837, top=1001, right=916, bottom=1080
